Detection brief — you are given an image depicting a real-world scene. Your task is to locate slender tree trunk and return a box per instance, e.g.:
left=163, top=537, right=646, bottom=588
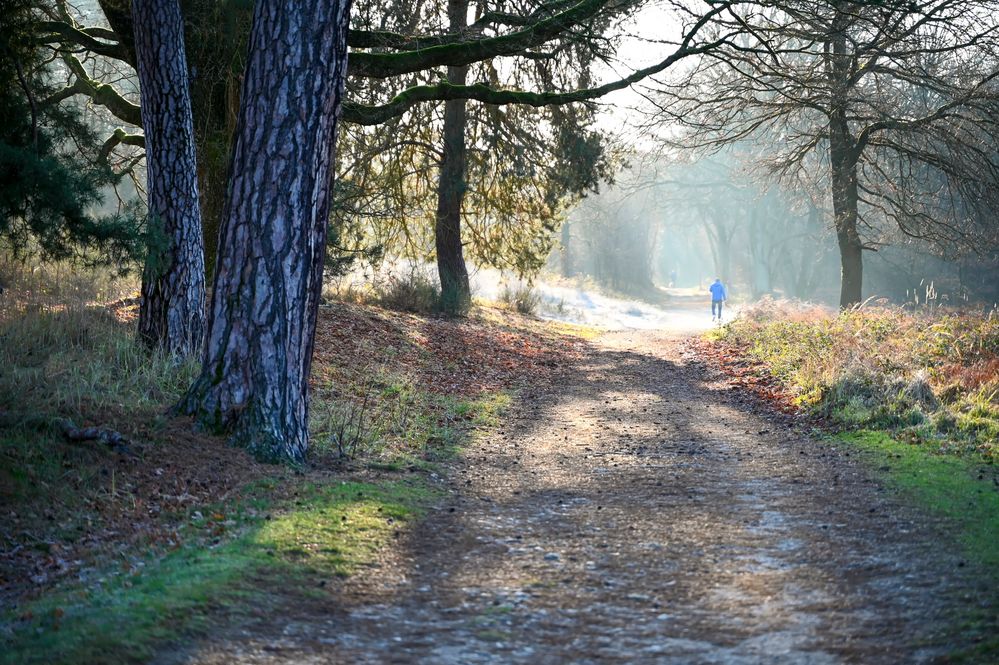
left=178, top=0, right=352, bottom=463
left=709, top=216, right=733, bottom=285
left=133, top=0, right=206, bottom=355
left=435, top=0, right=471, bottom=316
left=560, top=219, right=573, bottom=278
left=828, top=21, right=863, bottom=308
left=793, top=204, right=821, bottom=299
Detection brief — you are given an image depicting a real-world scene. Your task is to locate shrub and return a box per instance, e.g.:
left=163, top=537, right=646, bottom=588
left=498, top=282, right=540, bottom=315
left=714, top=299, right=999, bottom=460
left=373, top=270, right=441, bottom=314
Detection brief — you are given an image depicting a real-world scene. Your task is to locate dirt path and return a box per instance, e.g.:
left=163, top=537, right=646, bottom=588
left=171, top=329, right=982, bottom=664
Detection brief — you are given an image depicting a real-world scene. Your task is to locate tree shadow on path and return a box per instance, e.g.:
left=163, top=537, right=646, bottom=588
left=166, top=330, right=992, bottom=665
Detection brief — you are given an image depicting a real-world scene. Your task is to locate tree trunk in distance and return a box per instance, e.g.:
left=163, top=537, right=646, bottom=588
left=133, top=0, right=206, bottom=355
left=560, top=219, right=573, bottom=278
left=178, top=0, right=352, bottom=463
left=434, top=0, right=472, bottom=316
left=828, top=23, right=863, bottom=308
left=792, top=204, right=821, bottom=300
left=829, top=129, right=863, bottom=309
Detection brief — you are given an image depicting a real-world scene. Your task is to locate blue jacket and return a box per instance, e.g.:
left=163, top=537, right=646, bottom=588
left=709, top=281, right=727, bottom=301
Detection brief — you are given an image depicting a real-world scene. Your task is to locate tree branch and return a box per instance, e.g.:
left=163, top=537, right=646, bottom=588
left=344, top=3, right=731, bottom=124
left=35, top=20, right=128, bottom=60
left=43, top=53, right=141, bottom=126
left=101, top=127, right=145, bottom=161
left=348, top=0, right=621, bottom=79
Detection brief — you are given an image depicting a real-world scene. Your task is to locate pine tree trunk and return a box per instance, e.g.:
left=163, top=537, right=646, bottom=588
left=434, top=0, right=471, bottom=316
left=133, top=0, right=206, bottom=355
left=178, top=0, right=352, bottom=463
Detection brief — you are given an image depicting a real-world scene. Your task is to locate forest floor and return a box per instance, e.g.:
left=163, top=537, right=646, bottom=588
left=157, top=323, right=996, bottom=664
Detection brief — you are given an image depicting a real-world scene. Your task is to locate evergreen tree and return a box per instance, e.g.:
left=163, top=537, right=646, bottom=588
left=0, top=0, right=142, bottom=265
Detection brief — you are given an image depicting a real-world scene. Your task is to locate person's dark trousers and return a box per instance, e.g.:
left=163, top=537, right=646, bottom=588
left=712, top=300, right=723, bottom=318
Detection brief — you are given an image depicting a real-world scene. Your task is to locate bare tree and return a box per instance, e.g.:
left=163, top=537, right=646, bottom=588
left=648, top=0, right=999, bottom=307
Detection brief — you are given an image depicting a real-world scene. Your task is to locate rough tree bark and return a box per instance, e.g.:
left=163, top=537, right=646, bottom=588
left=828, top=24, right=863, bottom=309
left=434, top=0, right=472, bottom=316
left=132, top=0, right=206, bottom=354
left=178, top=0, right=352, bottom=463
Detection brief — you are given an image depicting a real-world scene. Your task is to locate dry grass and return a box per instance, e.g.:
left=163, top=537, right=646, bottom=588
left=713, top=297, right=999, bottom=460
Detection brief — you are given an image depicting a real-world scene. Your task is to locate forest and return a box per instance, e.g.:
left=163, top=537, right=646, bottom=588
left=2, top=0, right=999, bottom=663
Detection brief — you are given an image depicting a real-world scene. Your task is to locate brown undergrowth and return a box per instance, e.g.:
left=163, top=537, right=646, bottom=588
left=695, top=298, right=999, bottom=460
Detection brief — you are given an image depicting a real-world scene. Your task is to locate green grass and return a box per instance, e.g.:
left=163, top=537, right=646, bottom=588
left=1, top=477, right=438, bottom=665
left=310, top=371, right=512, bottom=466
left=0, top=307, right=199, bottom=422
left=837, top=431, right=999, bottom=660
left=839, top=431, right=999, bottom=567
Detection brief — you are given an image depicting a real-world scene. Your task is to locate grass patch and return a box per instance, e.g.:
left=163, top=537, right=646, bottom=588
left=1, top=477, right=438, bottom=665
left=309, top=368, right=512, bottom=465
left=838, top=431, right=999, bottom=568
left=836, top=430, right=999, bottom=660
left=0, top=307, right=199, bottom=422
left=711, top=299, right=999, bottom=461
left=498, top=282, right=540, bottom=315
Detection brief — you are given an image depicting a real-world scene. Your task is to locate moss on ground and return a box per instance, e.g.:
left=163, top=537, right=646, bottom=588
left=1, top=478, right=438, bottom=665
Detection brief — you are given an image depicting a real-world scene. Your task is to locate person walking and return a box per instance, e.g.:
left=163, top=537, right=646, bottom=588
left=709, top=278, right=727, bottom=321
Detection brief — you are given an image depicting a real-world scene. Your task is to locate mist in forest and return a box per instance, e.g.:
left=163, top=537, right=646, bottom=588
left=553, top=147, right=999, bottom=309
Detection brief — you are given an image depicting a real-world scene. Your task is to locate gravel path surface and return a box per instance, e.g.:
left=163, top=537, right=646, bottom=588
left=168, top=330, right=983, bottom=664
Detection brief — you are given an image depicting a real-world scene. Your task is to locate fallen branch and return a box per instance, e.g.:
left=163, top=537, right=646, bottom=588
left=55, top=418, right=133, bottom=456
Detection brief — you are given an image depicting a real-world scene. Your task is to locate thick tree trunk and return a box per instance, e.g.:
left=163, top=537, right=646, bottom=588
left=133, top=0, right=206, bottom=355
left=178, top=0, right=352, bottom=463
left=828, top=24, right=864, bottom=309
left=434, top=0, right=471, bottom=316
left=829, top=110, right=863, bottom=308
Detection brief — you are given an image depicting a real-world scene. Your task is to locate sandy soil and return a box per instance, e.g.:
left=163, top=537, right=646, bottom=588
left=164, top=328, right=987, bottom=664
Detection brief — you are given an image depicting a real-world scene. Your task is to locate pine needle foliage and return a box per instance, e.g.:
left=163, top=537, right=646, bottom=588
left=0, top=0, right=143, bottom=267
